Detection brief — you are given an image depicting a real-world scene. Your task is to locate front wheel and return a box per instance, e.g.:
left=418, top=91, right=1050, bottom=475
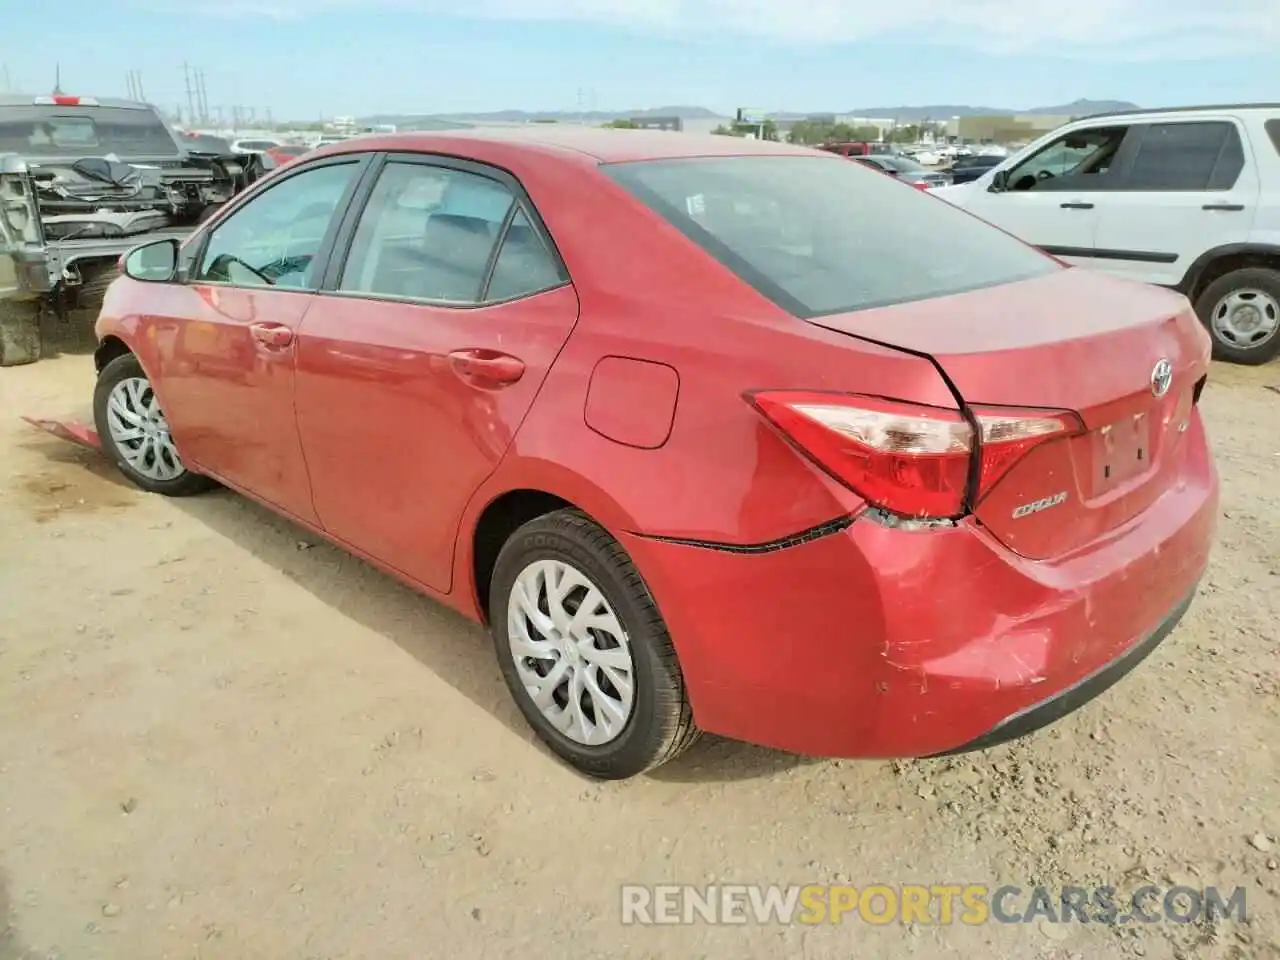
left=489, top=509, right=699, bottom=779
left=93, top=353, right=216, bottom=496
left=1195, top=267, right=1280, bottom=365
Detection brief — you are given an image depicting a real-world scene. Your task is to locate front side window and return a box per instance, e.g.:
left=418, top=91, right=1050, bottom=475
left=193, top=161, right=358, bottom=290
left=1005, top=125, right=1128, bottom=191
left=606, top=155, right=1058, bottom=318
left=340, top=161, right=525, bottom=304
left=1123, top=121, right=1245, bottom=190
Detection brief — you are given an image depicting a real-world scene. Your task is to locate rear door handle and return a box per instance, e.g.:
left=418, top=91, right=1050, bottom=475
left=249, top=322, right=294, bottom=348
left=1202, top=203, right=1245, bottom=211
left=447, top=348, right=525, bottom=386
left=1060, top=201, right=1094, bottom=209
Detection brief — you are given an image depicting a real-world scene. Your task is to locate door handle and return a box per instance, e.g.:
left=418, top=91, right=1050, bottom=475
left=249, top=323, right=294, bottom=348
left=1060, top=201, right=1094, bottom=209
left=1202, top=203, right=1245, bottom=212
left=446, top=348, right=525, bottom=386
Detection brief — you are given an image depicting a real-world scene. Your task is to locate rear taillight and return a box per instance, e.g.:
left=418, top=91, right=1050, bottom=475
left=967, top=405, right=1081, bottom=497
left=746, top=391, right=1080, bottom=520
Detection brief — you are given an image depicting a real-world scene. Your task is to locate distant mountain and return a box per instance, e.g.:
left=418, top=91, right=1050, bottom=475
left=836, top=99, right=1140, bottom=121
left=358, top=99, right=1140, bottom=126
left=1026, top=98, right=1141, bottom=116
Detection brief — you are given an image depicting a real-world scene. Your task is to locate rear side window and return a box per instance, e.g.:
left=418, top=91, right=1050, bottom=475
left=605, top=156, right=1058, bottom=318
left=341, top=162, right=511, bottom=303
left=339, top=161, right=565, bottom=305
left=1266, top=119, right=1280, bottom=157
left=1123, top=121, right=1245, bottom=191
left=485, top=208, right=567, bottom=302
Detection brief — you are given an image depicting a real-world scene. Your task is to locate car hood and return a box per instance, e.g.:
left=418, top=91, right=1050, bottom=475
left=926, top=181, right=979, bottom=202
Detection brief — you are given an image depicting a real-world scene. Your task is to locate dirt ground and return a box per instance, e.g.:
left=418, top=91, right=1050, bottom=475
left=1, top=328, right=1277, bottom=960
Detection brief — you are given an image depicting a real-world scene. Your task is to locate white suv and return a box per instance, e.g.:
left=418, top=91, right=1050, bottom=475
left=932, top=104, right=1280, bottom=365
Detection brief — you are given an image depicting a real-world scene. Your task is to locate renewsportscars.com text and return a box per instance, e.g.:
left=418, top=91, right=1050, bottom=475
left=620, top=883, right=1248, bottom=926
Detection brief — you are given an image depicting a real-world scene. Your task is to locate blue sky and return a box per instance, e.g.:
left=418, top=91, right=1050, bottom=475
left=3, top=0, right=1277, bottom=119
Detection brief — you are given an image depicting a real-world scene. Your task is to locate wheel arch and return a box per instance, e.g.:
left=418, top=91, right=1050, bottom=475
left=94, top=334, right=134, bottom=373
left=1177, top=243, right=1280, bottom=303
left=456, top=461, right=643, bottom=625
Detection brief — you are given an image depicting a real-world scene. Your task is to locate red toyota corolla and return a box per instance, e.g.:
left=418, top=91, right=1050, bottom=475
left=87, top=128, right=1217, bottom=779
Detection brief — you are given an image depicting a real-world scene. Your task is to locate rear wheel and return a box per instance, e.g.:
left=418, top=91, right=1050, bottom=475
left=93, top=353, right=215, bottom=496
left=1195, top=267, right=1280, bottom=365
left=489, top=509, right=699, bottom=779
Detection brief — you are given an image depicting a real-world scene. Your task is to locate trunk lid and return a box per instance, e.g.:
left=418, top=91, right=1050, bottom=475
left=809, top=269, right=1211, bottom=559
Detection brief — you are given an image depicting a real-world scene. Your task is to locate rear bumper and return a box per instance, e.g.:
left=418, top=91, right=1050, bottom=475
left=622, top=417, right=1218, bottom=758
left=928, top=585, right=1196, bottom=756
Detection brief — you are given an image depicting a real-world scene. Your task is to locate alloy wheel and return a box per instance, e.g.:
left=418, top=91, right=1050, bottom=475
left=105, top=377, right=186, bottom=481
left=506, top=559, right=636, bottom=746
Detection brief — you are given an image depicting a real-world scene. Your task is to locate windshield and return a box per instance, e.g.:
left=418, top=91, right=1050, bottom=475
left=605, top=156, right=1059, bottom=318
left=0, top=105, right=181, bottom=158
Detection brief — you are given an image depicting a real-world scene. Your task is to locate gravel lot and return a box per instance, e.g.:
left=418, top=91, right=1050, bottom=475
left=1, top=339, right=1277, bottom=960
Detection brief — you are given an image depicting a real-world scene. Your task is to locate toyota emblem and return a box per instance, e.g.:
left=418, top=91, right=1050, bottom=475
left=1150, top=358, right=1173, bottom=398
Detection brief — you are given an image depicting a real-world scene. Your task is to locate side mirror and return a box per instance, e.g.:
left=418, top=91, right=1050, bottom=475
left=989, top=169, right=1010, bottom=193
left=122, top=238, right=179, bottom=283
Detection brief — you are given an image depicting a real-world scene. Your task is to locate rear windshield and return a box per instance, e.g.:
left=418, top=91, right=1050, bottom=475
left=0, top=105, right=181, bottom=158
left=605, top=156, right=1058, bottom=318
left=877, top=156, right=925, bottom=173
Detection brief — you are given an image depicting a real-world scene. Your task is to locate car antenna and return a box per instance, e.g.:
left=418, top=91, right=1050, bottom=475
left=52, top=63, right=63, bottom=97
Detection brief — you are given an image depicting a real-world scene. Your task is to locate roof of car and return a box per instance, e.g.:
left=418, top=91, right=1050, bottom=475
left=0, top=94, right=152, bottom=109
left=1075, top=102, right=1280, bottom=122
left=319, top=126, right=817, bottom=164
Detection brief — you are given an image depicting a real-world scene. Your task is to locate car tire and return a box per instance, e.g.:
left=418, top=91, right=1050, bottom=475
left=489, top=508, right=699, bottom=779
left=1194, top=267, right=1280, bottom=366
left=0, top=300, right=41, bottom=367
left=93, top=353, right=216, bottom=496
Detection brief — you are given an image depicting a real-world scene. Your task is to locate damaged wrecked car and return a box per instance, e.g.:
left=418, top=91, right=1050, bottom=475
left=0, top=93, right=266, bottom=366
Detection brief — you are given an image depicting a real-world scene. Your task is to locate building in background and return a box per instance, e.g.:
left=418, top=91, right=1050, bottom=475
left=947, top=114, right=1075, bottom=144
left=627, top=116, right=683, bottom=131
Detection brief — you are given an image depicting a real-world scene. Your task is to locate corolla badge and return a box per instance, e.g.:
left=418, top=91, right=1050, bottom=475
left=1150, top=358, right=1173, bottom=398
left=1011, top=491, right=1068, bottom=519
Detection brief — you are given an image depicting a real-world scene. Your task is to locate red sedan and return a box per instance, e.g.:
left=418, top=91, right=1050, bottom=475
left=88, top=128, right=1217, bottom=779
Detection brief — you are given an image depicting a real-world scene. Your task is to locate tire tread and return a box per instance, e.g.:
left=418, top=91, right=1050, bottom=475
left=491, top=508, right=699, bottom=778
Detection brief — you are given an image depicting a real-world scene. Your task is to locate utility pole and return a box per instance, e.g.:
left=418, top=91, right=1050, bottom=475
left=182, top=63, right=196, bottom=126
left=3, top=64, right=13, bottom=93
left=136, top=71, right=147, bottom=103
left=197, top=70, right=209, bottom=124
